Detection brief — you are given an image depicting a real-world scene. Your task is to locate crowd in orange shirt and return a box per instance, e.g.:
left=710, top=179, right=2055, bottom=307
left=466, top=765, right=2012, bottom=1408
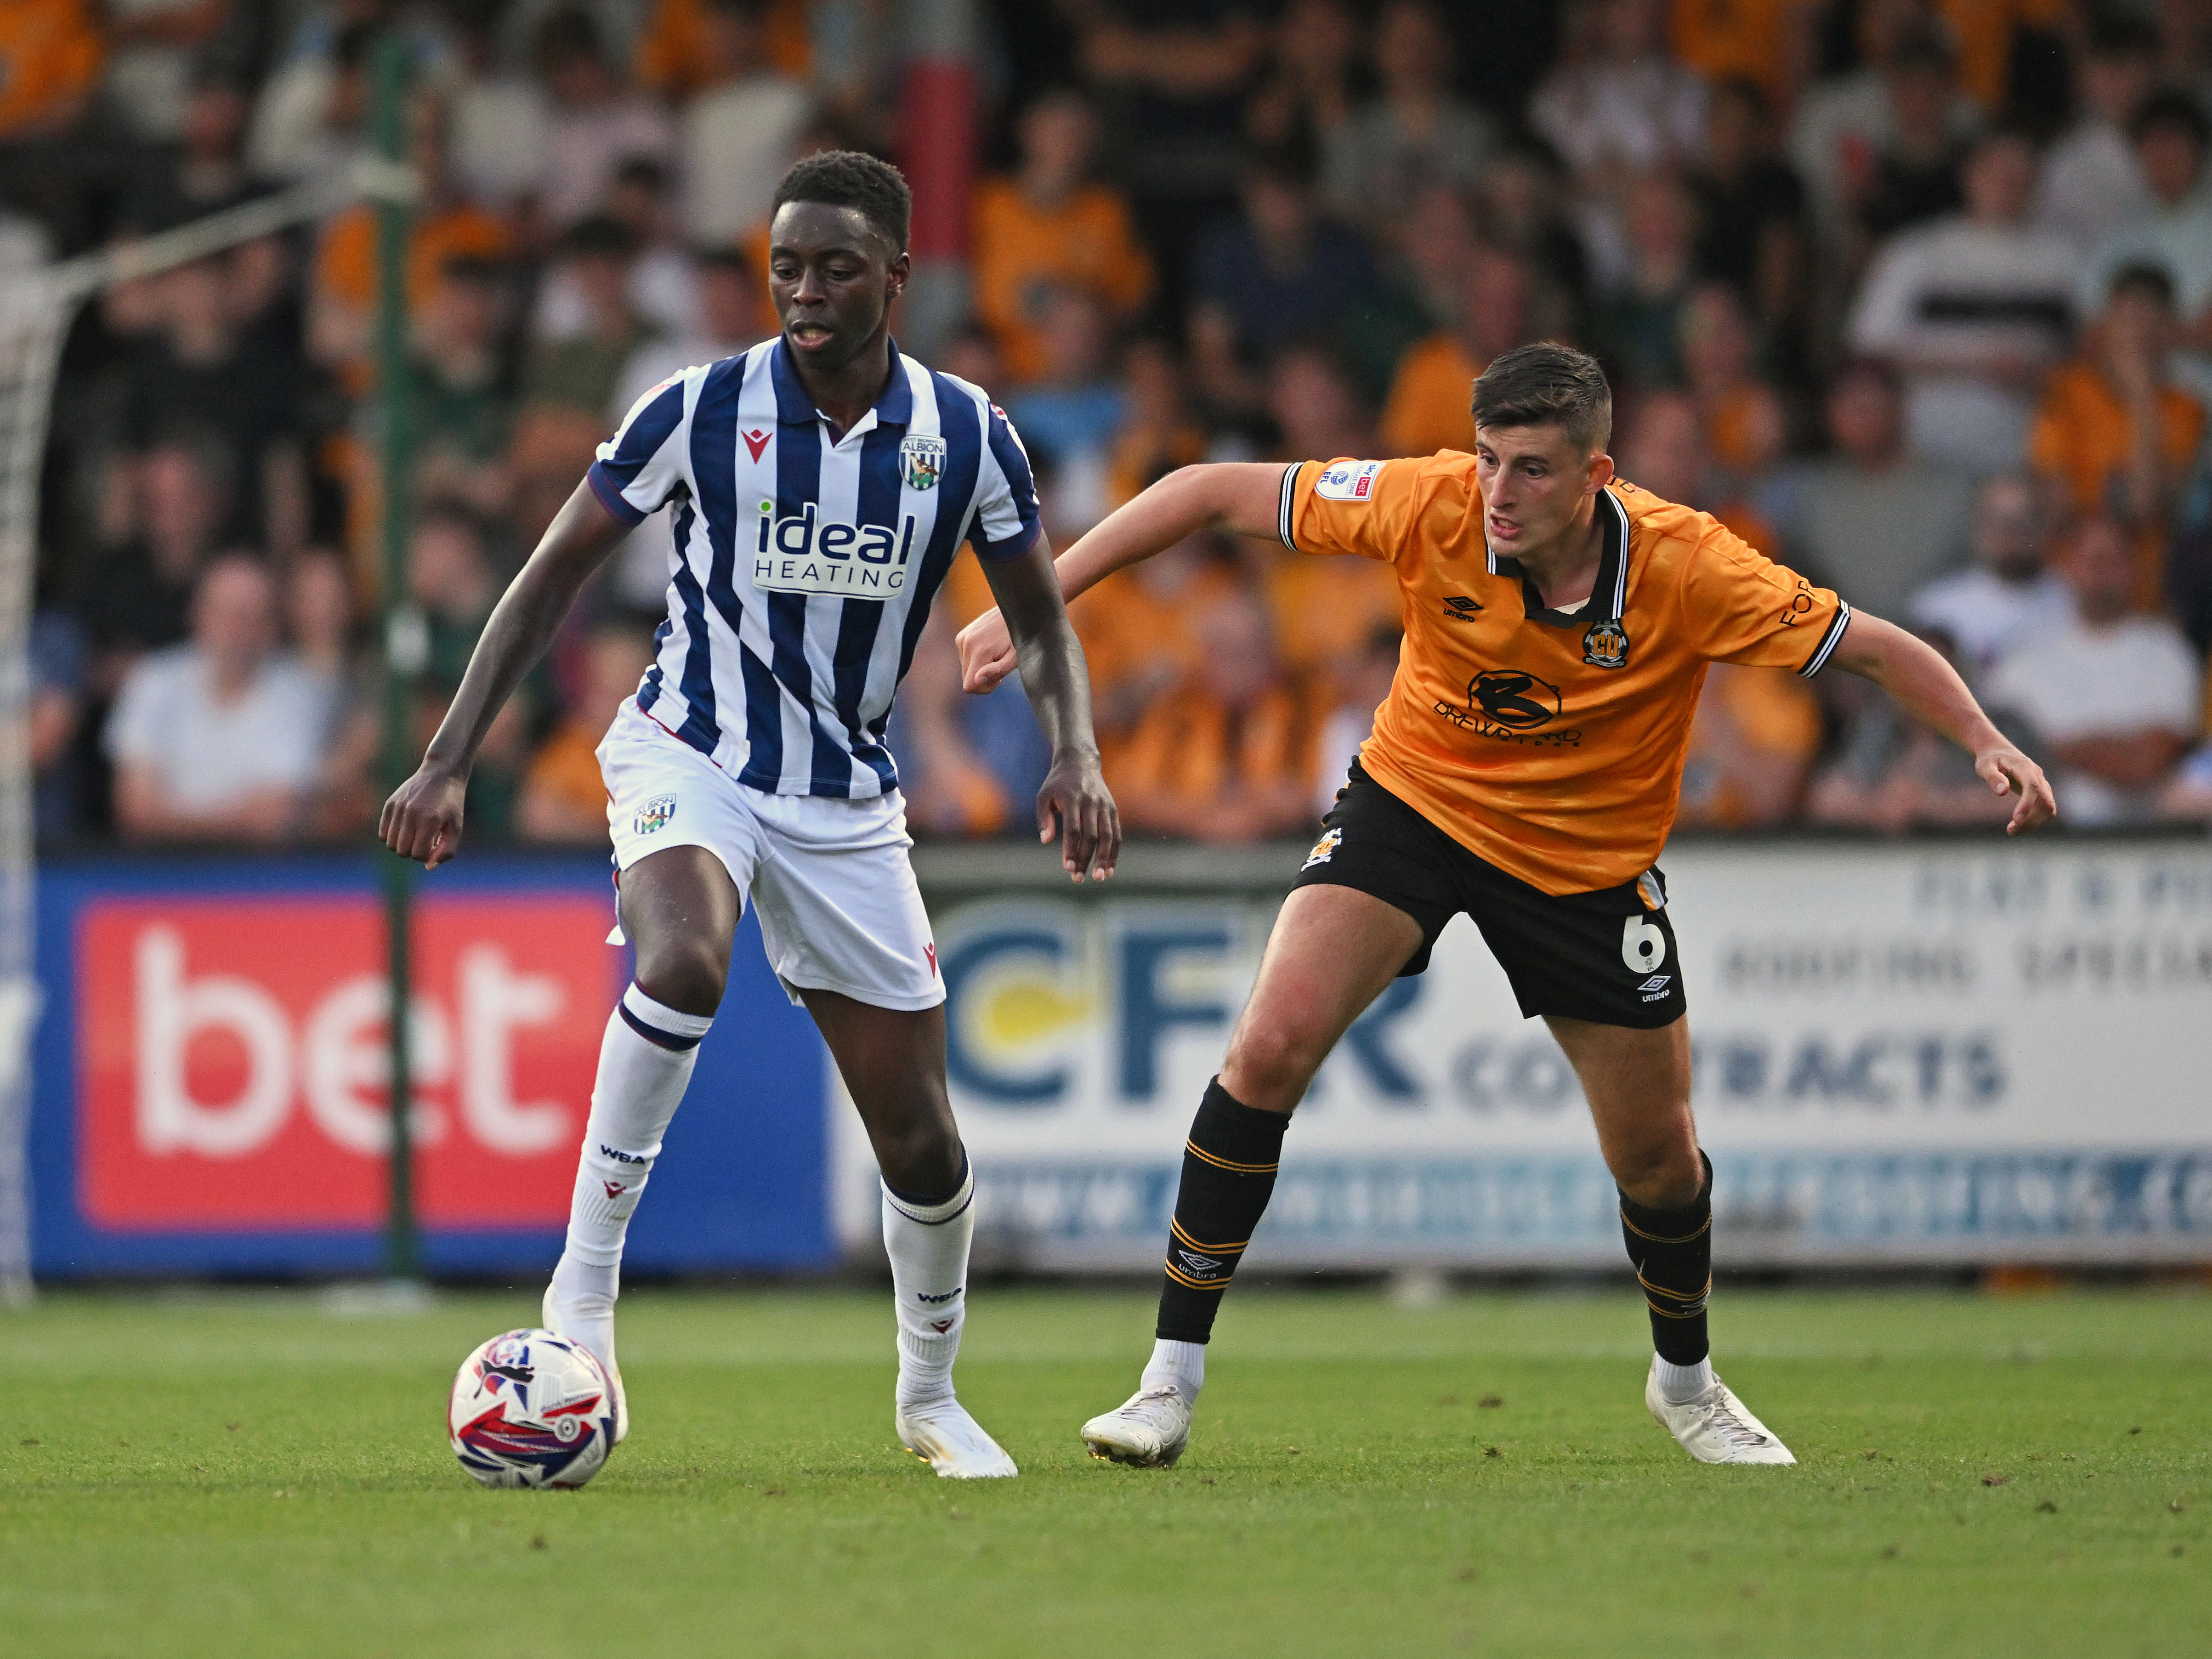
left=12, top=0, right=2212, bottom=850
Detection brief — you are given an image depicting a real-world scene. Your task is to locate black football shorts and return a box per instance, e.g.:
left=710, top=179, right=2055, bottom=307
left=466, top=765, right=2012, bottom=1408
left=1290, top=760, right=1688, bottom=1029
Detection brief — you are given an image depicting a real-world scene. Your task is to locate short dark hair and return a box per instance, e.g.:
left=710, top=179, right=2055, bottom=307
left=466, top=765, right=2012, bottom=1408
left=2130, top=88, right=2211, bottom=149
left=2109, top=260, right=2178, bottom=310
left=1472, top=343, right=1612, bottom=454
left=771, top=150, right=912, bottom=251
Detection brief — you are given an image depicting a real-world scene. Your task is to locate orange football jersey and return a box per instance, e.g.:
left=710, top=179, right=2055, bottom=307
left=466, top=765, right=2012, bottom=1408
left=1280, top=455, right=1850, bottom=895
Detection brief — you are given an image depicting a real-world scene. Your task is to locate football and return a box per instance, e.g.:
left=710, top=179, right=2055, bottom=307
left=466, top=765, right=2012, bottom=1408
left=448, top=1328, right=618, bottom=1490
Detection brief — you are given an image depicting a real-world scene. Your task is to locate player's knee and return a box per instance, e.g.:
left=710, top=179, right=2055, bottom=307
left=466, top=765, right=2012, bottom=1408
left=1222, top=1020, right=1324, bottom=1113
left=1609, top=1134, right=1703, bottom=1209
left=633, top=937, right=728, bottom=1019
left=874, top=1114, right=962, bottom=1198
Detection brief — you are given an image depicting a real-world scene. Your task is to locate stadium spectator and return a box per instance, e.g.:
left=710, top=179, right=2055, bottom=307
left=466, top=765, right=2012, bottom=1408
left=1073, top=0, right=1268, bottom=222
left=2029, top=263, right=2204, bottom=608
left=2032, top=14, right=2161, bottom=253
left=121, top=70, right=264, bottom=234
left=633, top=0, right=811, bottom=102
left=120, top=252, right=302, bottom=549
left=310, top=94, right=510, bottom=388
left=1984, top=516, right=2203, bottom=825
left=970, top=90, right=1155, bottom=387
left=1845, top=25, right=1968, bottom=247
left=1806, top=627, right=2022, bottom=832
left=1104, top=338, right=1208, bottom=510
left=407, top=506, right=502, bottom=689
left=1528, top=0, right=1706, bottom=182
left=1787, top=12, right=1978, bottom=258
left=523, top=215, right=658, bottom=417
left=1244, top=0, right=1356, bottom=158
left=2079, top=90, right=2212, bottom=334
left=1907, top=471, right=2070, bottom=682
left=1778, top=357, right=1974, bottom=624
left=248, top=15, right=374, bottom=186
left=1685, top=78, right=1808, bottom=344
left=2161, top=742, right=2212, bottom=822
left=1004, top=287, right=1126, bottom=537
left=534, top=156, right=699, bottom=345
left=1848, top=125, right=2078, bottom=474
left=1380, top=244, right=1532, bottom=458
left=99, top=0, right=236, bottom=145
left=1106, top=582, right=1320, bottom=843
left=1469, top=141, right=1590, bottom=341
left=678, top=0, right=810, bottom=246
left=1189, top=143, right=1378, bottom=413
left=1678, top=282, right=1786, bottom=483
left=1321, top=1, right=1491, bottom=228
left=412, top=255, right=517, bottom=523
left=528, top=6, right=673, bottom=229
left=105, top=555, right=328, bottom=846
left=1268, top=344, right=1375, bottom=468
left=0, top=0, right=104, bottom=141
left=519, top=621, right=654, bottom=844
left=1594, top=170, right=1700, bottom=392
left=30, top=611, right=85, bottom=846
left=77, top=435, right=233, bottom=695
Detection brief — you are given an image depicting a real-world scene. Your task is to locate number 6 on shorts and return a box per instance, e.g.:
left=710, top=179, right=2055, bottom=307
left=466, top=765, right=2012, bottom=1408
left=1621, top=913, right=1667, bottom=974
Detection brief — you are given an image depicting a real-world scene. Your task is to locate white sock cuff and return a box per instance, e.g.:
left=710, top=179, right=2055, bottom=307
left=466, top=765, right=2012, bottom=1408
left=1143, top=1337, right=1206, bottom=1398
left=1654, top=1353, right=1715, bottom=1403
left=882, top=1156, right=974, bottom=1226
left=619, top=983, right=715, bottom=1050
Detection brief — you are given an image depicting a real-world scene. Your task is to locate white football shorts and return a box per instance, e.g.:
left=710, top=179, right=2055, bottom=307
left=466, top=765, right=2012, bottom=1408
left=597, top=701, right=944, bottom=1012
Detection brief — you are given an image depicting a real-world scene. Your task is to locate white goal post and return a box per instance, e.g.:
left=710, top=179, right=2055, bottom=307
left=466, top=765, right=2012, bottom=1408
left=0, top=172, right=365, bottom=1303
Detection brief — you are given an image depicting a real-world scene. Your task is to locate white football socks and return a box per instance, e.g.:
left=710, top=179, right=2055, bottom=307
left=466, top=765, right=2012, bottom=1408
left=881, top=1155, right=976, bottom=1410
left=1654, top=1353, right=1716, bottom=1404
left=556, top=983, right=713, bottom=1276
left=1142, top=1338, right=1206, bottom=1401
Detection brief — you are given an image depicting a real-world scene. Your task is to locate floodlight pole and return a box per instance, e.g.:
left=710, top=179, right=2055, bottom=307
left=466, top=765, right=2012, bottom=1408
left=371, top=30, right=421, bottom=1281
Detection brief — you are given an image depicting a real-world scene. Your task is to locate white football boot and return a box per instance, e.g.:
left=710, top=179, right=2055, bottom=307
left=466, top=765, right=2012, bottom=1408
left=895, top=1399, right=1020, bottom=1478
left=543, top=1281, right=629, bottom=1446
left=1080, top=1384, right=1194, bottom=1468
left=1645, top=1358, right=1795, bottom=1465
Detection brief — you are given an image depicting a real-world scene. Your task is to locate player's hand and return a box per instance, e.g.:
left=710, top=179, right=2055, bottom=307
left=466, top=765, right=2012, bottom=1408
left=380, top=762, right=469, bottom=867
left=1037, top=750, right=1119, bottom=882
left=955, top=606, right=1017, bottom=693
left=1976, top=743, right=2057, bottom=835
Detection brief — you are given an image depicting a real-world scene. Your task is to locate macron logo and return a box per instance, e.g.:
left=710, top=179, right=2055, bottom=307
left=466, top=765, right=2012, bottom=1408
left=743, top=428, right=771, bottom=462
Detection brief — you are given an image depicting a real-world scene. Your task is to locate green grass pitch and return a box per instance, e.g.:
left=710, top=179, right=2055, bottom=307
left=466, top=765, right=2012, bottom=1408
left=0, top=1284, right=2205, bottom=1656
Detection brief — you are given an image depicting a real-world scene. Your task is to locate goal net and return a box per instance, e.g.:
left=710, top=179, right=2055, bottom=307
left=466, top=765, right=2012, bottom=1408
left=0, top=175, right=360, bottom=1303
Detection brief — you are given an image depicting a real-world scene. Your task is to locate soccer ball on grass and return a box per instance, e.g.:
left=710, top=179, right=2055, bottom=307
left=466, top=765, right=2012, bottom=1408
left=448, top=1328, right=617, bottom=1489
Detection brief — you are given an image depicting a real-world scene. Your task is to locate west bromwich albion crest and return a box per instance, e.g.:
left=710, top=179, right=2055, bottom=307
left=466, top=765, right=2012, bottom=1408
left=899, top=434, right=946, bottom=492
left=1582, top=618, right=1629, bottom=669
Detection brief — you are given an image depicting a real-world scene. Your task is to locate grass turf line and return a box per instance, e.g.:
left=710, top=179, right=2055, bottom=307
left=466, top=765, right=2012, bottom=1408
left=0, top=1286, right=2204, bottom=1657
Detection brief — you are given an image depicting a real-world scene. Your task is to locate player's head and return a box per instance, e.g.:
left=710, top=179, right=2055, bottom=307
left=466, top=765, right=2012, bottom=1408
left=1471, top=342, right=1615, bottom=561
left=768, top=150, right=913, bottom=369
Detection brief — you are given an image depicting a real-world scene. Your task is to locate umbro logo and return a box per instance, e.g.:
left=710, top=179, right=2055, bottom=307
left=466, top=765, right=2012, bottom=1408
left=743, top=427, right=771, bottom=462
left=1442, top=595, right=1483, bottom=620
left=1176, top=1250, right=1220, bottom=1274
left=1638, top=974, right=1670, bottom=992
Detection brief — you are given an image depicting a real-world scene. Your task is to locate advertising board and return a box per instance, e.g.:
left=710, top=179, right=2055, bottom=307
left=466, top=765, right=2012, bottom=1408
left=837, top=841, right=2212, bottom=1269
left=31, top=857, right=831, bottom=1277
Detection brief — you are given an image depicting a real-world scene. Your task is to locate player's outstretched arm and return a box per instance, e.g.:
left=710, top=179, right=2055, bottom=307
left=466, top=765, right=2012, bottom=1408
left=981, top=530, right=1121, bottom=882
left=379, top=479, right=631, bottom=867
left=1829, top=611, right=2058, bottom=835
left=957, top=462, right=1288, bottom=693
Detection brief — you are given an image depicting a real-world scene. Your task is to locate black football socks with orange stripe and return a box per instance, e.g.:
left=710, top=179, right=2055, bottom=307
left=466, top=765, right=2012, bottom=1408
left=1619, top=1151, right=1715, bottom=1393
left=1155, top=1078, right=1289, bottom=1346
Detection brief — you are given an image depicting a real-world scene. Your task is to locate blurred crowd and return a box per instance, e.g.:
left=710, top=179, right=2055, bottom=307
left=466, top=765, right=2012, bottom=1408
left=14, top=0, right=2212, bottom=854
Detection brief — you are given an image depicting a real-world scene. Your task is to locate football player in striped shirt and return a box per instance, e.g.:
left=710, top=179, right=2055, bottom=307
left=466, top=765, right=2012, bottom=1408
left=961, top=343, right=2056, bottom=1469
left=383, top=153, right=1119, bottom=1478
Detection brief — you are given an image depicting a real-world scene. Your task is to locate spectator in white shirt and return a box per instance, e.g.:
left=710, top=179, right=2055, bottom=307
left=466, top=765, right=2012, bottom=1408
left=530, top=7, right=673, bottom=229
left=2032, top=14, right=2161, bottom=253
left=1850, top=125, right=2079, bottom=474
left=1984, top=516, right=2203, bottom=825
left=681, top=0, right=812, bottom=245
left=1908, top=471, right=2073, bottom=681
left=1528, top=0, right=1705, bottom=183
left=106, top=557, right=329, bottom=846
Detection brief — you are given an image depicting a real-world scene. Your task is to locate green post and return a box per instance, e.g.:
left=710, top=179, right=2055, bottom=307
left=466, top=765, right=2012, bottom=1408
left=372, top=30, right=419, bottom=1281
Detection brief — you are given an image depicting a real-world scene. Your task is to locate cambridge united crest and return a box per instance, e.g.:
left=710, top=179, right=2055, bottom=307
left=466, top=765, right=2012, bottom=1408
left=634, top=795, right=676, bottom=835
left=1582, top=618, right=1629, bottom=669
left=899, top=434, right=946, bottom=492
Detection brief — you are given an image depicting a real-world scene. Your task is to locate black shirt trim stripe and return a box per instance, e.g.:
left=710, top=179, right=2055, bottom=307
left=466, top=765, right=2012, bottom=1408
left=1277, top=463, right=1300, bottom=553
left=1798, top=602, right=1852, bottom=677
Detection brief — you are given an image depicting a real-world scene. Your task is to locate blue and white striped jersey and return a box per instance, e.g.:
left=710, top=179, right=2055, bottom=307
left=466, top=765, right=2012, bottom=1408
left=588, top=338, right=1041, bottom=798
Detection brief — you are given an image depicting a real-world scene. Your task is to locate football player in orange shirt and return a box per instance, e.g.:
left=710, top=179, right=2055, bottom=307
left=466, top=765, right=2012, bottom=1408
left=959, top=344, right=2056, bottom=1468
